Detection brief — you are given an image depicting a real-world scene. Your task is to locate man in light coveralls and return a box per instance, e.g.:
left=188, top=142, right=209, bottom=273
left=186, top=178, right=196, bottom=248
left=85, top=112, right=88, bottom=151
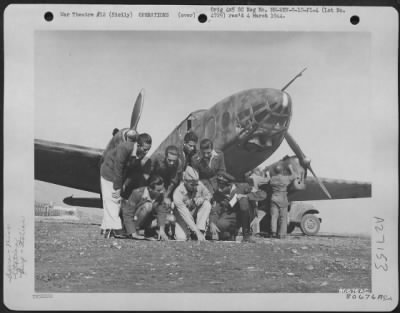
left=173, top=166, right=212, bottom=241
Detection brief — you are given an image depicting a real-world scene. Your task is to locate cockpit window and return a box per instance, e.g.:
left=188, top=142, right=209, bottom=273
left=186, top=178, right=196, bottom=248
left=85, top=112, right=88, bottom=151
left=237, top=108, right=251, bottom=121
left=254, top=110, right=269, bottom=123
left=252, top=103, right=264, bottom=112
left=222, top=112, right=230, bottom=129
left=268, top=114, right=289, bottom=127
left=205, top=117, right=216, bottom=139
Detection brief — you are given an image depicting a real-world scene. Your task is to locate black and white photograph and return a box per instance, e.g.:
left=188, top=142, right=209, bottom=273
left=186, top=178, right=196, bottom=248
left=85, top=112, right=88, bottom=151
left=3, top=4, right=398, bottom=311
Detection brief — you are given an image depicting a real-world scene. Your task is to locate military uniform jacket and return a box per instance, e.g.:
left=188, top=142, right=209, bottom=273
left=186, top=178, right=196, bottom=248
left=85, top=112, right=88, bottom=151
left=100, top=140, right=135, bottom=191
left=173, top=181, right=212, bottom=232
left=179, top=148, right=195, bottom=170
left=151, top=153, right=184, bottom=196
left=191, top=150, right=226, bottom=180
left=209, top=183, right=266, bottom=224
left=100, top=128, right=130, bottom=165
left=104, top=128, right=129, bottom=154
left=173, top=181, right=213, bottom=211
left=270, top=174, right=295, bottom=208
left=101, top=128, right=141, bottom=191
left=123, top=186, right=169, bottom=226
left=122, top=155, right=151, bottom=199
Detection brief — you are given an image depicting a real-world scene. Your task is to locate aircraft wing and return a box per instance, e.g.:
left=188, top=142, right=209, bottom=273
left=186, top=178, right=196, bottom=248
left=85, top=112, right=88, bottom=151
left=288, top=177, right=372, bottom=201
left=35, top=139, right=103, bottom=193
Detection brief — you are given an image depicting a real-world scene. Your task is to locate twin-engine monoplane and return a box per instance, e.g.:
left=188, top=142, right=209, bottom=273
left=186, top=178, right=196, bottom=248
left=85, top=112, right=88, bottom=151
left=35, top=70, right=371, bottom=206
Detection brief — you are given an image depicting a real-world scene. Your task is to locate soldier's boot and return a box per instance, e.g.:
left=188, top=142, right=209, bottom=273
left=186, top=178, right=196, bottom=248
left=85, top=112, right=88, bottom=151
left=128, top=232, right=145, bottom=240
left=242, top=229, right=257, bottom=243
left=218, top=231, right=233, bottom=241
left=189, top=231, right=197, bottom=241
left=102, top=229, right=111, bottom=238
left=110, top=229, right=128, bottom=239
left=144, top=226, right=157, bottom=241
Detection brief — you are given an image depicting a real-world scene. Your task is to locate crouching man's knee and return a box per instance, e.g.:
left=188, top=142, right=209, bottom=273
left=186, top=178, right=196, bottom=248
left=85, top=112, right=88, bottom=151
left=174, top=223, right=188, bottom=241
left=165, top=213, right=176, bottom=225
left=136, top=202, right=153, bottom=220
left=143, top=202, right=153, bottom=214
left=202, top=200, right=212, bottom=210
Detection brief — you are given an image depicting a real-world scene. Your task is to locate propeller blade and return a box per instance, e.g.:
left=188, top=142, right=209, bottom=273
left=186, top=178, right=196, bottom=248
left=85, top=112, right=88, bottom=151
left=308, top=166, right=332, bottom=199
left=285, top=131, right=306, bottom=161
left=130, top=89, right=145, bottom=130
left=285, top=131, right=332, bottom=199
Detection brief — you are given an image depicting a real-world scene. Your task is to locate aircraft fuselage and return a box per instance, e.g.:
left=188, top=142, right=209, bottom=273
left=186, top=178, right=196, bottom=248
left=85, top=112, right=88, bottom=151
left=151, top=88, right=292, bottom=179
left=35, top=88, right=294, bottom=194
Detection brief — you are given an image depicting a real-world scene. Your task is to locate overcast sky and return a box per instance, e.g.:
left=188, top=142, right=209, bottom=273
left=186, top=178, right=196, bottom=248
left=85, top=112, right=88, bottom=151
left=35, top=31, right=372, bottom=234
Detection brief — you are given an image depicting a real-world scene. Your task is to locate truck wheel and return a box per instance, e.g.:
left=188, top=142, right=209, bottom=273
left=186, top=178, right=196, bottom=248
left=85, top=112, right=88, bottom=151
left=300, top=214, right=320, bottom=236
left=287, top=223, right=296, bottom=234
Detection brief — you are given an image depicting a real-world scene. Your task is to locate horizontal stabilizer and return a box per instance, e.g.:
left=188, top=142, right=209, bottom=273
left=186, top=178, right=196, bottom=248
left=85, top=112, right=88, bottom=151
left=289, top=177, right=371, bottom=201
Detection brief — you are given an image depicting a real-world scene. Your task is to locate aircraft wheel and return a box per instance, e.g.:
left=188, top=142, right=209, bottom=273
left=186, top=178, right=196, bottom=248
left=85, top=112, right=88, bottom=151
left=287, top=223, right=296, bottom=234
left=300, top=214, right=320, bottom=236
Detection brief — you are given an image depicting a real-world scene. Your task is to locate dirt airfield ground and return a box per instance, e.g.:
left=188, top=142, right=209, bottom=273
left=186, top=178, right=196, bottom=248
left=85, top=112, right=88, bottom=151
left=35, top=208, right=371, bottom=293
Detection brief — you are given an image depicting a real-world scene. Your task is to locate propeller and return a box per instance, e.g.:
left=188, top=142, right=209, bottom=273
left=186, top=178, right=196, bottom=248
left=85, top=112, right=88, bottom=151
left=130, top=89, right=145, bottom=130
left=285, top=131, right=332, bottom=199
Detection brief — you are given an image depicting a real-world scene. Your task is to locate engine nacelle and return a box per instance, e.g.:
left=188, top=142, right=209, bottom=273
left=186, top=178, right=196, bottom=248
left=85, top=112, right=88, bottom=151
left=265, top=155, right=306, bottom=192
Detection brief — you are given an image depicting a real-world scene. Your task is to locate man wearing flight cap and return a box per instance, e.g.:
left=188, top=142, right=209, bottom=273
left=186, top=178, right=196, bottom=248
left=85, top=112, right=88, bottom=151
left=209, top=171, right=266, bottom=242
left=100, top=128, right=140, bottom=238
left=172, top=166, right=212, bottom=241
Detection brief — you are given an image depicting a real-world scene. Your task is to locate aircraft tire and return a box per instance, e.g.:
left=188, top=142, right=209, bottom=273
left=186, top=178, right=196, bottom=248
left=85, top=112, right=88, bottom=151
left=300, top=214, right=320, bottom=236
left=287, top=223, right=296, bottom=234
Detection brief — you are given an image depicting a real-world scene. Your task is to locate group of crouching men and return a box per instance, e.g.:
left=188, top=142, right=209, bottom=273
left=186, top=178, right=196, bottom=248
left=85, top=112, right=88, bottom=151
left=100, top=127, right=295, bottom=242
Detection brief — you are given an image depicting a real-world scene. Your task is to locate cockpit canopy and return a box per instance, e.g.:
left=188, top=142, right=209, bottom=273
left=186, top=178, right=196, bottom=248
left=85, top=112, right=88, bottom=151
left=236, top=91, right=291, bottom=151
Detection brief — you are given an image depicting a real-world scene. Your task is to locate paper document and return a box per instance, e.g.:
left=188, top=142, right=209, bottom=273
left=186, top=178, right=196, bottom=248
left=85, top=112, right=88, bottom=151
left=229, top=194, right=238, bottom=207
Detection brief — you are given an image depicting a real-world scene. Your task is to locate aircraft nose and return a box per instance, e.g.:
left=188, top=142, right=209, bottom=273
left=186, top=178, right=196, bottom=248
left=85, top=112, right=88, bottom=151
left=235, top=89, right=292, bottom=150
left=244, top=91, right=292, bottom=148
left=252, top=91, right=291, bottom=130
left=281, top=92, right=290, bottom=108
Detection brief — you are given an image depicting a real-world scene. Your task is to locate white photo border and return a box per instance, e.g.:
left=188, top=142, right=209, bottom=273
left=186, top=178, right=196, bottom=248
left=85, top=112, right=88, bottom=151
left=3, top=4, right=398, bottom=311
